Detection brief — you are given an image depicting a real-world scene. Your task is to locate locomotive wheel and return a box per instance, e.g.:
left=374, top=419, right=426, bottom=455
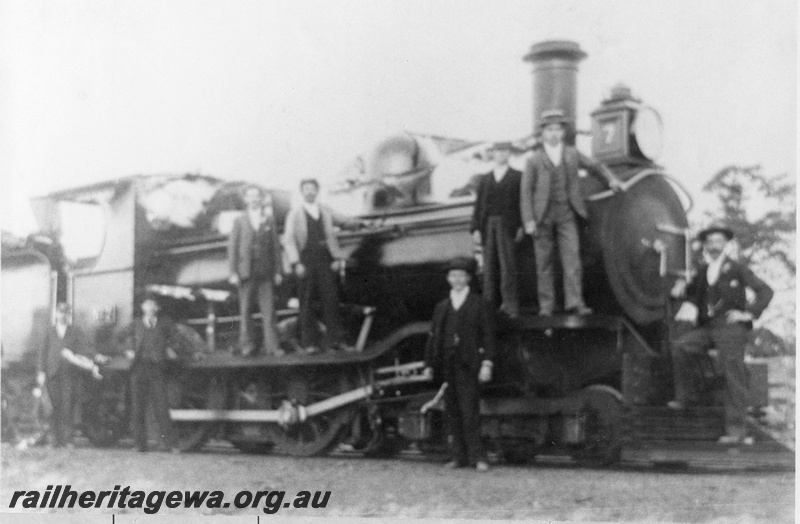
left=168, top=370, right=227, bottom=452
left=271, top=370, right=356, bottom=457
left=227, top=378, right=278, bottom=454
left=570, top=385, right=623, bottom=467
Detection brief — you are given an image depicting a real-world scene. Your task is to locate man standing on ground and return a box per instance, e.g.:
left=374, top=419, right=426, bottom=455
left=423, top=257, right=495, bottom=472
left=228, top=185, right=284, bottom=357
left=120, top=295, right=182, bottom=453
left=471, top=142, right=523, bottom=318
left=521, top=109, right=622, bottom=316
left=668, top=226, right=773, bottom=445
left=36, top=302, right=100, bottom=448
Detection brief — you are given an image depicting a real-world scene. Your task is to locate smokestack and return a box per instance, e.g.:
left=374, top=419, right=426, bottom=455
left=523, top=40, right=587, bottom=144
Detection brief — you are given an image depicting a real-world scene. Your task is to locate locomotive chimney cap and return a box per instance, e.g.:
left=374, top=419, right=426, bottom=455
left=539, top=109, right=571, bottom=128
left=523, top=40, right=587, bottom=64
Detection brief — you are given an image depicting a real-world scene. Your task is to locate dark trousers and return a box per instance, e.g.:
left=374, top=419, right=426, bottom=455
left=483, top=216, right=519, bottom=315
left=443, top=351, right=485, bottom=465
left=46, top=371, right=78, bottom=446
left=130, top=362, right=174, bottom=450
left=298, top=250, right=343, bottom=348
left=534, top=201, right=585, bottom=314
left=672, top=321, right=750, bottom=437
left=238, top=277, right=279, bottom=353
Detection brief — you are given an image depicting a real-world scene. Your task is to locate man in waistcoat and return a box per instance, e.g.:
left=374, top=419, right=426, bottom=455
left=228, top=185, right=284, bottom=357
left=283, top=178, right=357, bottom=352
left=119, top=295, right=182, bottom=453
left=471, top=142, right=523, bottom=318
left=668, top=226, right=773, bottom=445
left=521, top=109, right=622, bottom=316
left=36, top=302, right=99, bottom=448
left=423, top=257, right=495, bottom=472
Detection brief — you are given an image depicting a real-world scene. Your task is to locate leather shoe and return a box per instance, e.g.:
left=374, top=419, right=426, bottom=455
left=444, top=460, right=467, bottom=469
left=475, top=461, right=490, bottom=472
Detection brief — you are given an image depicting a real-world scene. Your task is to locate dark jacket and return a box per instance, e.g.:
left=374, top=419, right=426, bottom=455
left=228, top=212, right=282, bottom=281
left=424, top=292, right=495, bottom=378
left=521, top=146, right=617, bottom=224
left=687, top=259, right=773, bottom=327
left=39, top=324, right=86, bottom=377
left=471, top=168, right=522, bottom=237
left=118, top=317, right=182, bottom=364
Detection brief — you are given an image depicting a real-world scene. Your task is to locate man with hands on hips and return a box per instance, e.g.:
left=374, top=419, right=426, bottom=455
left=668, top=225, right=773, bottom=445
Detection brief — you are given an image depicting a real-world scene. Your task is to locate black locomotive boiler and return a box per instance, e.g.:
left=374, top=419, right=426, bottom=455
left=4, top=40, right=785, bottom=466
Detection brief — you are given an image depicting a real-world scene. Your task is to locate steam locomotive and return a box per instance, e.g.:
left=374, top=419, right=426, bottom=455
left=1, top=40, right=783, bottom=465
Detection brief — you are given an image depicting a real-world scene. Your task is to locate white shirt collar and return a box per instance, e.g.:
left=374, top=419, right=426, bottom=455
left=303, top=202, right=321, bottom=220
left=544, top=142, right=563, bottom=167
left=704, top=251, right=727, bottom=286
left=492, top=164, right=509, bottom=182
left=449, top=288, right=469, bottom=310
left=247, top=207, right=266, bottom=229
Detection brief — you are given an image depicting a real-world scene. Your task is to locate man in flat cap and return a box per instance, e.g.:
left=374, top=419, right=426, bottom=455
left=283, top=178, right=362, bottom=352
left=471, top=142, right=523, bottom=318
left=668, top=226, right=773, bottom=445
left=521, top=109, right=622, bottom=316
left=423, top=257, right=495, bottom=472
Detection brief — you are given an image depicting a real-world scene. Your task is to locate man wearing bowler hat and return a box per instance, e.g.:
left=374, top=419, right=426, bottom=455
left=118, top=294, right=183, bottom=452
left=521, top=108, right=622, bottom=316
left=668, top=225, right=773, bottom=445
left=423, top=257, right=495, bottom=472
left=471, top=142, right=523, bottom=318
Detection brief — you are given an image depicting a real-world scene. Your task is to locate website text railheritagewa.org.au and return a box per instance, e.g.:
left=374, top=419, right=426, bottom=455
left=9, top=485, right=331, bottom=514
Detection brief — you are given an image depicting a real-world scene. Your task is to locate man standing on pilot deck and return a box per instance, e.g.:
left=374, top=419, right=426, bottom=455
left=521, top=109, right=622, bottom=316
left=471, top=142, right=523, bottom=318
left=283, top=178, right=356, bottom=352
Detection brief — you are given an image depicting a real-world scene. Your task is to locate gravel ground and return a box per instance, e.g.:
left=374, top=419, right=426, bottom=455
left=1, top=443, right=794, bottom=522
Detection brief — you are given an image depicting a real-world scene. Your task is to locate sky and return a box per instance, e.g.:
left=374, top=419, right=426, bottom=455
left=0, top=0, right=796, bottom=236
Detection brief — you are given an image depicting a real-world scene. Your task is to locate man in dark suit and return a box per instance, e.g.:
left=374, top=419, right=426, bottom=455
left=36, top=302, right=100, bottom=447
left=423, top=257, right=495, bottom=472
left=521, top=109, right=622, bottom=316
left=471, top=142, right=523, bottom=318
left=668, top=226, right=773, bottom=444
left=228, top=185, right=284, bottom=356
left=119, top=295, right=183, bottom=452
